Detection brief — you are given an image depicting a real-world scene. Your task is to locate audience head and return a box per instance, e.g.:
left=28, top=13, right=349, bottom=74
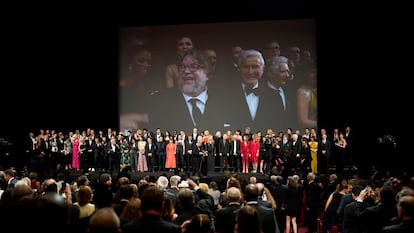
left=77, top=175, right=90, bottom=186
left=77, top=185, right=93, bottom=206
left=396, top=186, right=414, bottom=201
left=199, top=183, right=209, bottom=193
left=12, top=184, right=33, bottom=200
left=119, top=198, right=142, bottom=223
left=379, top=185, right=397, bottom=207
left=88, top=207, right=121, bottom=233
left=17, top=194, right=69, bottom=233
left=140, top=185, right=165, bottom=213
left=235, top=205, right=262, bottom=233
left=226, top=187, right=242, bottom=203
left=99, top=173, right=112, bottom=186
left=397, top=195, right=414, bottom=220
left=227, top=176, right=241, bottom=189
left=249, top=176, right=257, bottom=184
left=119, top=184, right=134, bottom=200
left=351, top=185, right=364, bottom=199
left=43, top=178, right=58, bottom=193
left=170, top=175, right=181, bottom=187
left=161, top=194, right=176, bottom=222
left=182, top=213, right=212, bottom=233
left=156, top=175, right=169, bottom=190
left=256, top=183, right=265, bottom=196
left=178, top=188, right=195, bottom=208
left=244, top=184, right=259, bottom=201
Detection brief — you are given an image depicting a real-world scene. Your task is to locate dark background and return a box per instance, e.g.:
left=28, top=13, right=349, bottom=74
left=0, top=1, right=410, bottom=175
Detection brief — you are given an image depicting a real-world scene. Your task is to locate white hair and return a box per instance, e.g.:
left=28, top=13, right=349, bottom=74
left=156, top=176, right=169, bottom=190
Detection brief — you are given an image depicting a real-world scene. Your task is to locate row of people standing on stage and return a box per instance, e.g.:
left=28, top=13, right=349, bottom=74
left=23, top=125, right=353, bottom=179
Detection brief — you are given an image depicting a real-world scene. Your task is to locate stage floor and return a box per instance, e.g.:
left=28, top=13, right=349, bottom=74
left=62, top=165, right=358, bottom=192
left=68, top=169, right=271, bottom=186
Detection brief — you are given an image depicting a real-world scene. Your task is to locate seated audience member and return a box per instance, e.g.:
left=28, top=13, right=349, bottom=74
left=214, top=187, right=242, bottom=233
left=88, top=207, right=122, bottom=233
left=382, top=195, right=414, bottom=233
left=244, top=184, right=280, bottom=233
left=181, top=213, right=213, bottom=233
left=122, top=185, right=181, bottom=233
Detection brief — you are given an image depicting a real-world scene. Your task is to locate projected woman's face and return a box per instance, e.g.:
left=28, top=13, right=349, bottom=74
left=177, top=37, right=193, bottom=57
left=178, top=54, right=208, bottom=97
left=132, top=49, right=152, bottom=75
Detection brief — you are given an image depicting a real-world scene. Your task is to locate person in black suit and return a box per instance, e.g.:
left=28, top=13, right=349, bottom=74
left=305, top=172, right=322, bottom=233
left=214, top=187, right=242, bottom=233
left=354, top=185, right=398, bottom=233
left=217, top=133, right=232, bottom=171
left=155, top=136, right=166, bottom=172
left=191, top=135, right=205, bottom=177
left=225, top=49, right=284, bottom=133
left=230, top=134, right=241, bottom=172
left=184, top=134, right=195, bottom=172
left=244, top=184, right=280, bottom=233
left=122, top=185, right=181, bottom=233
left=342, top=185, right=363, bottom=233
left=145, top=137, right=156, bottom=172
left=263, top=55, right=297, bottom=130
left=146, top=49, right=228, bottom=134
left=382, top=195, right=414, bottom=233
left=106, top=137, right=121, bottom=173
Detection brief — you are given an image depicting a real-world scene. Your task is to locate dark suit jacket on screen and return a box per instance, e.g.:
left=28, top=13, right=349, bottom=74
left=147, top=86, right=228, bottom=133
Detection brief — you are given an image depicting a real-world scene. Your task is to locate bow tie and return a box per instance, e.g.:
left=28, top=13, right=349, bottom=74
left=245, top=87, right=259, bottom=96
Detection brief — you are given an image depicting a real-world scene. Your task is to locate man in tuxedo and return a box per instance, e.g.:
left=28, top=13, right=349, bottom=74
left=214, top=187, right=242, bottom=233
left=226, top=49, right=284, bottom=133
left=145, top=137, right=156, bottom=172
left=264, top=55, right=297, bottom=130
left=106, top=137, right=120, bottom=173
left=218, top=133, right=231, bottom=171
left=147, top=49, right=228, bottom=134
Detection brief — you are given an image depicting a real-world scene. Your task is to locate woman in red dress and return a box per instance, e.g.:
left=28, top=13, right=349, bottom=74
left=249, top=133, right=260, bottom=173
left=240, top=135, right=251, bottom=173
left=165, top=139, right=177, bottom=172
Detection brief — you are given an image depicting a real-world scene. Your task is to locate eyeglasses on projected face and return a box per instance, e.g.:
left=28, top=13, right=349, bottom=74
left=179, top=63, right=202, bottom=73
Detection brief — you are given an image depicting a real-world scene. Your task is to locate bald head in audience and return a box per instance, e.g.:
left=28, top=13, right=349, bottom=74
left=244, top=184, right=259, bottom=201
left=226, top=187, right=242, bottom=203
left=88, top=207, right=121, bottom=233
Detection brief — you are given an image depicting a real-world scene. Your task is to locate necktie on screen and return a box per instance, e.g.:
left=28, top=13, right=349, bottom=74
left=189, top=98, right=202, bottom=125
left=275, top=88, right=285, bottom=111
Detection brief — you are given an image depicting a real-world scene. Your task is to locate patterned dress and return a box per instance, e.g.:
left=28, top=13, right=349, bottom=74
left=120, top=141, right=131, bottom=169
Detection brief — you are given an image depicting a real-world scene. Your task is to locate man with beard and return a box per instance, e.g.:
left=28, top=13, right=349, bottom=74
left=147, top=49, right=228, bottom=133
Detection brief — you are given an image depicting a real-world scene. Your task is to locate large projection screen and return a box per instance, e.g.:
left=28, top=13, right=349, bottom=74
left=119, top=19, right=317, bottom=135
